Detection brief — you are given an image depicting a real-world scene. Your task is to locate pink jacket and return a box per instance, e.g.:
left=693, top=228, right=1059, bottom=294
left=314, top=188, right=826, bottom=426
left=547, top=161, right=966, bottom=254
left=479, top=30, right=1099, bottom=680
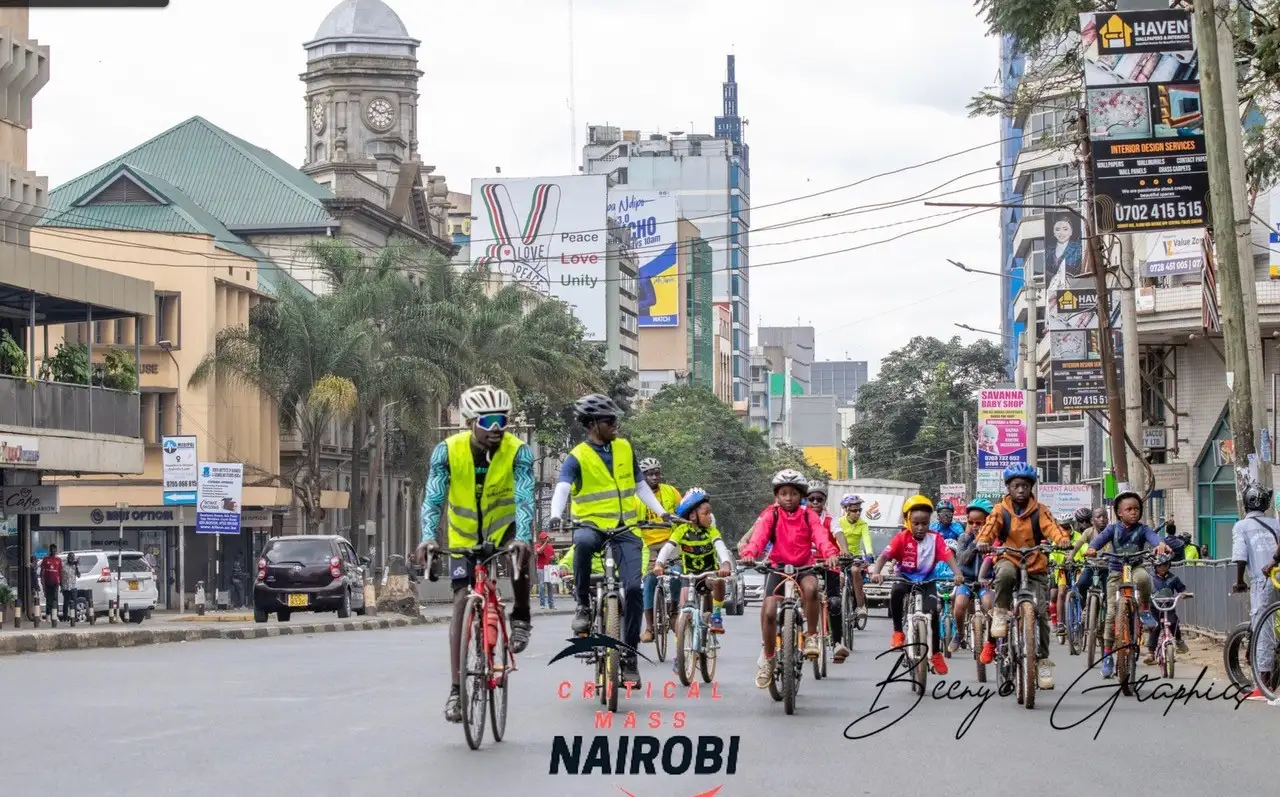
left=741, top=505, right=839, bottom=566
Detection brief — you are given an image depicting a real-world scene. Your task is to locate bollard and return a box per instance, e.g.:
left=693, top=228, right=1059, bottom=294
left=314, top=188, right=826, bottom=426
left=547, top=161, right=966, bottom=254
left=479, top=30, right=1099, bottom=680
left=194, top=581, right=206, bottom=616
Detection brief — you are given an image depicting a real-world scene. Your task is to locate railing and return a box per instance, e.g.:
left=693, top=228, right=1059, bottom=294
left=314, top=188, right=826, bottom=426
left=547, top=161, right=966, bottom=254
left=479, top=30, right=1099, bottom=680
left=0, top=374, right=140, bottom=438
left=1171, top=559, right=1250, bottom=639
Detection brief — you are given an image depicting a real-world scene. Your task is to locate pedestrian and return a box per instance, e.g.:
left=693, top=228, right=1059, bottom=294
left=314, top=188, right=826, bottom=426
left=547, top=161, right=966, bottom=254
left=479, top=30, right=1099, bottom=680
left=230, top=557, right=246, bottom=609
left=1164, top=521, right=1186, bottom=563
left=1230, top=482, right=1280, bottom=700
left=27, top=555, right=41, bottom=622
left=39, top=545, right=62, bottom=627
left=62, top=553, right=80, bottom=623
left=1199, top=543, right=1209, bottom=559
left=535, top=532, right=556, bottom=609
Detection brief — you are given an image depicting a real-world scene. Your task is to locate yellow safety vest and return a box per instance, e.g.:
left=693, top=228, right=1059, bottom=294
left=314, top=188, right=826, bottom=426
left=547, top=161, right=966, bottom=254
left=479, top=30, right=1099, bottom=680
left=637, top=482, right=680, bottom=545
left=569, top=438, right=638, bottom=531
left=1184, top=544, right=1200, bottom=561
left=445, top=430, right=521, bottom=547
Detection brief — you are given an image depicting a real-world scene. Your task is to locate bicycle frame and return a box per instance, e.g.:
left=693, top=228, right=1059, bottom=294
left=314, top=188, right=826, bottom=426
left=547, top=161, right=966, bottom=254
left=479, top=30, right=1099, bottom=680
left=992, top=544, right=1053, bottom=709
left=676, top=572, right=718, bottom=653
left=431, top=543, right=516, bottom=682
left=1103, top=551, right=1152, bottom=694
left=1152, top=591, right=1192, bottom=673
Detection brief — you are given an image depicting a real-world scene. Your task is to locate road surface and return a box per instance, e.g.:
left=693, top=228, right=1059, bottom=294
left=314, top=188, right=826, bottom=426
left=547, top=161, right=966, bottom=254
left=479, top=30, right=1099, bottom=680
left=4, top=610, right=1272, bottom=796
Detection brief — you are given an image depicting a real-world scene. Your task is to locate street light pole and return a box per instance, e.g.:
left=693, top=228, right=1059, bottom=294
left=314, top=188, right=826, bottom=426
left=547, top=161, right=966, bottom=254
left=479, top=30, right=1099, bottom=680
left=160, top=340, right=185, bottom=612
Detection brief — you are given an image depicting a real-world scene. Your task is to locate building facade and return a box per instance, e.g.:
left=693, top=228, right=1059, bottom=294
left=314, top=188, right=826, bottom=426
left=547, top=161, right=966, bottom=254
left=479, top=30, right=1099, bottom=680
left=811, top=360, right=868, bottom=407
left=637, top=220, right=710, bottom=397
left=748, top=347, right=772, bottom=434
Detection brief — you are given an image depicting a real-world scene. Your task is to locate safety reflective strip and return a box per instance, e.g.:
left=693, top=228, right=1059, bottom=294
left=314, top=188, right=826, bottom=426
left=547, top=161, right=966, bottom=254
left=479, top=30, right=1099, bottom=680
left=577, top=489, right=623, bottom=503
left=452, top=505, right=480, bottom=520
left=449, top=521, right=478, bottom=542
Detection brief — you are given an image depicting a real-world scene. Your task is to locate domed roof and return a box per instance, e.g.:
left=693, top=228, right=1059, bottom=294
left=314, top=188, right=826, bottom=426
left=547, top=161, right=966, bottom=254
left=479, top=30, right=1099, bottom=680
left=311, top=0, right=412, bottom=41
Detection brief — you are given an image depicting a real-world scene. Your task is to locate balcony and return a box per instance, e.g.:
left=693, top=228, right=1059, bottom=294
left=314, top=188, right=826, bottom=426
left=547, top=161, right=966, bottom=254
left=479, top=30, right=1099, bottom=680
left=0, top=375, right=140, bottom=438
left=1135, top=280, right=1280, bottom=341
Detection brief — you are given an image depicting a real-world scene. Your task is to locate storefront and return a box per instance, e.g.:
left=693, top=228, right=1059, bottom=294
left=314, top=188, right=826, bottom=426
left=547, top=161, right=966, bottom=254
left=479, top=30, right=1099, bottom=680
left=1194, top=409, right=1237, bottom=558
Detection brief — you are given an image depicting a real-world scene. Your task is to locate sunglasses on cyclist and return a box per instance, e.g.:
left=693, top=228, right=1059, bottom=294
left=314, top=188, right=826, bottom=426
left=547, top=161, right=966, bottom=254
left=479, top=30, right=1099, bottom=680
left=475, top=413, right=508, bottom=431
left=808, top=495, right=826, bottom=503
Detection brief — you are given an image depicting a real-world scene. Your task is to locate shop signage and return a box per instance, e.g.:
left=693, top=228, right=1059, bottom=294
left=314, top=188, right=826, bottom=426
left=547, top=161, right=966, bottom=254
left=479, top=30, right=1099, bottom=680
left=0, top=485, right=60, bottom=514
left=38, top=506, right=185, bottom=528
left=241, top=510, right=274, bottom=528
left=162, top=435, right=198, bottom=504
left=196, top=462, right=243, bottom=534
left=0, top=435, right=40, bottom=466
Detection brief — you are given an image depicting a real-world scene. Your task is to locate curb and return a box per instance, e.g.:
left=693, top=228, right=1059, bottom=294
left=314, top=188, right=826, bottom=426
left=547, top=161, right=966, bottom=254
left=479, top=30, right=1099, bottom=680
left=0, top=614, right=434, bottom=657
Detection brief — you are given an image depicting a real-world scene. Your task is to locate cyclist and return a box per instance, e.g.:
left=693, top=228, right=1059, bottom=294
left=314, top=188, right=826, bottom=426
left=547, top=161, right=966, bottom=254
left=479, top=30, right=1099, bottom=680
left=738, top=469, right=841, bottom=688
left=806, top=481, right=847, bottom=664
left=951, top=498, right=994, bottom=654
left=1052, top=508, right=1091, bottom=639
left=638, top=457, right=681, bottom=644
left=1229, top=482, right=1280, bottom=700
left=931, top=501, right=965, bottom=541
left=869, top=494, right=964, bottom=675
left=652, top=488, right=734, bottom=634
left=1144, top=551, right=1189, bottom=665
left=974, top=463, right=1073, bottom=686
left=831, top=493, right=872, bottom=663
left=415, top=384, right=535, bottom=724
left=548, top=393, right=676, bottom=687
left=1084, top=491, right=1171, bottom=678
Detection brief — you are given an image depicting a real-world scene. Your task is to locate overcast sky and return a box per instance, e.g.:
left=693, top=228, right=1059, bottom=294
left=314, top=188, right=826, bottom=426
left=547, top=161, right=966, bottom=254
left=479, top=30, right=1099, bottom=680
left=29, top=0, right=1004, bottom=377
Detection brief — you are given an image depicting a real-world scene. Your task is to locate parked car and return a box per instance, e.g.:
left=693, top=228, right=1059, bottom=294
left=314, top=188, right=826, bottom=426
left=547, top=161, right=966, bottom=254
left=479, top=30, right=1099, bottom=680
left=253, top=535, right=368, bottom=622
left=722, top=571, right=745, bottom=616
left=740, top=568, right=764, bottom=605
left=60, top=550, right=159, bottom=624
left=862, top=561, right=896, bottom=609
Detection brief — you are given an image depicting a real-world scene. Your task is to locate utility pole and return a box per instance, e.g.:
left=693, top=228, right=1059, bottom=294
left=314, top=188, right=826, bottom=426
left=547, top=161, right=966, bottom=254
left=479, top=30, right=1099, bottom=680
left=1119, top=234, right=1145, bottom=493
left=1195, top=0, right=1259, bottom=495
left=945, top=450, right=953, bottom=484
left=962, top=409, right=972, bottom=494
left=1024, top=280, right=1038, bottom=469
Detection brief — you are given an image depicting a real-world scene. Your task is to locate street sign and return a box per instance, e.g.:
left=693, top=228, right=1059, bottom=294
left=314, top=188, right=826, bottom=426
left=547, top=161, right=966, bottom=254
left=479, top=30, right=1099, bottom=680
left=195, top=462, right=243, bottom=534
left=162, top=435, right=198, bottom=505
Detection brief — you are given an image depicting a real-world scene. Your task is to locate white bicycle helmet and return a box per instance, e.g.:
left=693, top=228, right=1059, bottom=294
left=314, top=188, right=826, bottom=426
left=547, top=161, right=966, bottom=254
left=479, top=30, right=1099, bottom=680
left=459, top=384, right=512, bottom=421
left=771, top=468, right=809, bottom=493
left=639, top=457, right=661, bottom=473
left=807, top=481, right=828, bottom=497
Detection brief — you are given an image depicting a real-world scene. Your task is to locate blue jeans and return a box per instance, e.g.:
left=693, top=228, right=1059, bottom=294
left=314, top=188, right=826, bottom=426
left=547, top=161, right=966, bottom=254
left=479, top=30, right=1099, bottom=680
left=538, top=579, right=556, bottom=608
left=642, top=562, right=681, bottom=610
left=573, top=528, right=644, bottom=650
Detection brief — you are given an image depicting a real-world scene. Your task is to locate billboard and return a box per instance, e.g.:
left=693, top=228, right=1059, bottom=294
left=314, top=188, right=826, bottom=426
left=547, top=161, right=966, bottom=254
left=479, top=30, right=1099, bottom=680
left=470, top=176, right=609, bottom=339
left=977, top=389, right=1027, bottom=471
left=1039, top=484, right=1094, bottom=517
left=1080, top=9, right=1207, bottom=233
left=1143, top=228, right=1205, bottom=278
left=609, top=190, right=680, bottom=327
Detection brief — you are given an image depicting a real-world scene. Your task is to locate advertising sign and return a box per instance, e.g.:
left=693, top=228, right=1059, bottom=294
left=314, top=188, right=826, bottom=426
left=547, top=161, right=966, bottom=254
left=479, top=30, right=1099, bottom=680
left=0, top=486, right=59, bottom=515
left=843, top=493, right=906, bottom=530
left=1038, top=484, right=1094, bottom=517
left=1143, top=228, right=1205, bottom=277
left=976, top=469, right=1004, bottom=499
left=195, top=462, right=243, bottom=534
left=608, top=190, right=679, bottom=327
left=1051, top=329, right=1125, bottom=410
left=0, top=435, right=39, bottom=466
left=470, top=176, right=610, bottom=339
left=1044, top=211, right=1087, bottom=287
left=161, top=435, right=198, bottom=505
left=1080, top=9, right=1207, bottom=233
left=939, top=484, right=967, bottom=515
left=977, top=389, right=1028, bottom=471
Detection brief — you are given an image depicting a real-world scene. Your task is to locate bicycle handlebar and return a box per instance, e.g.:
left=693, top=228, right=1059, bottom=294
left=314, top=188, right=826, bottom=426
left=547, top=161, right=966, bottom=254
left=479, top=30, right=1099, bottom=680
left=992, top=544, right=1057, bottom=555
left=1151, top=592, right=1193, bottom=611
left=744, top=562, right=821, bottom=578
left=1101, top=551, right=1154, bottom=564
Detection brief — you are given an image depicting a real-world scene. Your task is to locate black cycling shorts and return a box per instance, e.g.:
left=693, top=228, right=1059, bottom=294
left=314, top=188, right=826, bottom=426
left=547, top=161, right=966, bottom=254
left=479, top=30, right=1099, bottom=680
left=449, top=526, right=519, bottom=592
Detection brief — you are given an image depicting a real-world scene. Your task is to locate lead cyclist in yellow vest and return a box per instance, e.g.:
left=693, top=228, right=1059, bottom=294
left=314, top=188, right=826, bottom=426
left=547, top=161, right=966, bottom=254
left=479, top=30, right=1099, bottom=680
left=547, top=393, right=675, bottom=687
left=416, top=385, right=535, bottom=725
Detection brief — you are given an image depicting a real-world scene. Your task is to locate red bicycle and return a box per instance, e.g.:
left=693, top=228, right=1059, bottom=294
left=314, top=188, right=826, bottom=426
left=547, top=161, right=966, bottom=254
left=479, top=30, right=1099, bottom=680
left=427, top=541, right=518, bottom=750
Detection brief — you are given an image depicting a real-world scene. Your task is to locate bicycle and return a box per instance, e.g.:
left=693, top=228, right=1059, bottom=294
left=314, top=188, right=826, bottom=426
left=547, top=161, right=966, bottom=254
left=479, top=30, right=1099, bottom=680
left=937, top=580, right=956, bottom=659
left=970, top=580, right=992, bottom=683
left=1150, top=590, right=1193, bottom=679
left=991, top=544, right=1055, bottom=710
left=652, top=570, right=672, bottom=663
left=1058, top=560, right=1084, bottom=656
left=425, top=541, right=518, bottom=750
left=878, top=576, right=941, bottom=695
left=813, top=567, right=833, bottom=680
left=672, top=571, right=721, bottom=686
left=838, top=555, right=870, bottom=646
left=1081, top=557, right=1108, bottom=668
left=1237, top=569, right=1280, bottom=699
left=751, top=562, right=820, bottom=715
left=569, top=522, right=670, bottom=713
left=1101, top=551, right=1153, bottom=696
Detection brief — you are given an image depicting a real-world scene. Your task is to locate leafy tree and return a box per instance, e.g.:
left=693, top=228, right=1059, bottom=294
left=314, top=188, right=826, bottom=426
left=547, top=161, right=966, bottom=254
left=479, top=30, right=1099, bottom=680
left=850, top=336, right=1007, bottom=499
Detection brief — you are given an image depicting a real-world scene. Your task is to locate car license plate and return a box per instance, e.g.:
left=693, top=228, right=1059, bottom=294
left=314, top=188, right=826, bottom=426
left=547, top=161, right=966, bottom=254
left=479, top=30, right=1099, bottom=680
left=287, top=594, right=308, bottom=607
left=128, top=580, right=139, bottom=591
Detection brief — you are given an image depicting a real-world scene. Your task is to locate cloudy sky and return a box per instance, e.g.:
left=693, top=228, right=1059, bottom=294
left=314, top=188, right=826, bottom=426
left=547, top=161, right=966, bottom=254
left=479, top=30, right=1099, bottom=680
left=29, top=0, right=1004, bottom=376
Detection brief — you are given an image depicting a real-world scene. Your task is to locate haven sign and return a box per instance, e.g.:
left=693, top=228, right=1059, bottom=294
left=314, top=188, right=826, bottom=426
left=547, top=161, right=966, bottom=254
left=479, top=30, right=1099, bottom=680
left=1094, top=10, right=1193, bottom=53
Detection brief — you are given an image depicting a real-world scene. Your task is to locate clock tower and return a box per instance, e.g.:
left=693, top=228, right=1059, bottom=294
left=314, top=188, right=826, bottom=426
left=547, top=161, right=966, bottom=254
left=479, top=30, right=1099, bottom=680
left=301, top=0, right=423, bottom=207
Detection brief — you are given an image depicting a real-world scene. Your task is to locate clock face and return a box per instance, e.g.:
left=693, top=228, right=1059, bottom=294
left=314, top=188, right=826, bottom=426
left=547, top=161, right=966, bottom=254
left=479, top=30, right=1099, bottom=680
left=311, top=101, right=325, bottom=133
left=366, top=98, right=395, bottom=131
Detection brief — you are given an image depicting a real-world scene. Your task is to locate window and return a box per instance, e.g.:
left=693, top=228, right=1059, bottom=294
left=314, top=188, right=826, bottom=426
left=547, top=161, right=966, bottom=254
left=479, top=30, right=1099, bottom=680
left=150, top=294, right=181, bottom=346
left=265, top=539, right=335, bottom=564
left=1024, top=166, right=1081, bottom=217
left=1038, top=445, right=1083, bottom=484
left=1024, top=106, right=1073, bottom=147
left=1026, top=240, right=1045, bottom=281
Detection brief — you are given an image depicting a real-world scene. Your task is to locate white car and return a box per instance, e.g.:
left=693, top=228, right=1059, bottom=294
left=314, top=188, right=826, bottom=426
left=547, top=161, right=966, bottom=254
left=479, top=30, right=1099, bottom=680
left=61, top=550, right=159, bottom=624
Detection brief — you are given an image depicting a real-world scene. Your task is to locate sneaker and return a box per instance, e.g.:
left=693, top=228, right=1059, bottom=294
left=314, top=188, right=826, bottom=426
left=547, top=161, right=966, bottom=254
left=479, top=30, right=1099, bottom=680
left=930, top=652, right=949, bottom=675
left=1246, top=687, right=1268, bottom=701
left=1038, top=659, right=1055, bottom=690
left=571, top=604, right=593, bottom=635
left=1143, top=653, right=1157, bottom=666
left=1055, top=623, right=1066, bottom=637
left=710, top=613, right=725, bottom=634
left=1139, top=609, right=1158, bottom=630
left=803, top=635, right=820, bottom=659
left=444, top=689, right=462, bottom=723
left=891, top=630, right=906, bottom=648
left=621, top=656, right=641, bottom=687
left=1176, top=639, right=1189, bottom=655
left=948, top=636, right=962, bottom=654
left=980, top=642, right=995, bottom=664
left=833, top=644, right=851, bottom=663
left=756, top=656, right=776, bottom=688
left=990, top=611, right=1008, bottom=638
left=856, top=606, right=868, bottom=619
left=1101, top=654, right=1115, bottom=679
left=640, top=629, right=654, bottom=643
left=509, top=618, right=532, bottom=654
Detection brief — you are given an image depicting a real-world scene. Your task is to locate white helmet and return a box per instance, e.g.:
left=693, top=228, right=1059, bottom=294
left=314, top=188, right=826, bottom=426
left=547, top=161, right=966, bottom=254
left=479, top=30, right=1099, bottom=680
left=771, top=468, right=809, bottom=493
left=639, top=457, right=661, bottom=473
left=806, top=481, right=828, bottom=497
left=459, top=384, right=512, bottom=421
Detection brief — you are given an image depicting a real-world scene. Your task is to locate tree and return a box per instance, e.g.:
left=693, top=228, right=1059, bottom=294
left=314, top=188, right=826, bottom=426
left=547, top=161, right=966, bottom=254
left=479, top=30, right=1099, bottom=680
left=849, top=336, right=1006, bottom=499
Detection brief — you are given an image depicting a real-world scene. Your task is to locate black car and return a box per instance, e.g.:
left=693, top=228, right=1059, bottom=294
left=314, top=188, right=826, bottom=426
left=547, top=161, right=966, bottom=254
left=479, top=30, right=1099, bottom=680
left=253, top=535, right=368, bottom=622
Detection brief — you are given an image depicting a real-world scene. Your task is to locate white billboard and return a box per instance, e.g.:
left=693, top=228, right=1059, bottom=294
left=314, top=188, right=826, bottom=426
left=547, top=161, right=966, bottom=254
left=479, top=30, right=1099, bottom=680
left=608, top=190, right=680, bottom=328
left=470, top=176, right=609, bottom=339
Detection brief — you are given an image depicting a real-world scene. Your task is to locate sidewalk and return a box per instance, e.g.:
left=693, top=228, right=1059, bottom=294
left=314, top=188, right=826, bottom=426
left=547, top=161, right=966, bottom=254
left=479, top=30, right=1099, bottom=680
left=0, top=604, right=574, bottom=656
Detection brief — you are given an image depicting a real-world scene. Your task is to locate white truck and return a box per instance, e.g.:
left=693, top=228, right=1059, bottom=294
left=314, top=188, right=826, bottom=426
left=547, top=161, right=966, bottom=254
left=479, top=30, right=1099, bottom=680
left=828, top=478, right=921, bottom=608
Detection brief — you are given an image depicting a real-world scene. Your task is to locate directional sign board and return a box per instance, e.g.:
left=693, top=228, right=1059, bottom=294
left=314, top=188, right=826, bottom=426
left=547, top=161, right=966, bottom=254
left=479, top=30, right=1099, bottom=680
left=162, top=436, right=198, bottom=506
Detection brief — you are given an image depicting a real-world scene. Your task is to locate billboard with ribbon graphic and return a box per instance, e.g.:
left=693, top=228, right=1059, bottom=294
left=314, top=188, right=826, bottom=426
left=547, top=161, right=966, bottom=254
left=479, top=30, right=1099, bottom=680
left=470, top=176, right=609, bottom=339
left=608, top=190, right=680, bottom=327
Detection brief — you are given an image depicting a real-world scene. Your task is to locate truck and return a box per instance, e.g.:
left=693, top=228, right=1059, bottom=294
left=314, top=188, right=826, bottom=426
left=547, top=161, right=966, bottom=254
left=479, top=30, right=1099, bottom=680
left=827, top=478, right=921, bottom=609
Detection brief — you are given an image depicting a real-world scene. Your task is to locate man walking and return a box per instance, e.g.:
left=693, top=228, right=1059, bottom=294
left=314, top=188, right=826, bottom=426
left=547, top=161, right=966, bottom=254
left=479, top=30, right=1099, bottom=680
left=39, top=545, right=62, bottom=627
left=536, top=532, right=557, bottom=609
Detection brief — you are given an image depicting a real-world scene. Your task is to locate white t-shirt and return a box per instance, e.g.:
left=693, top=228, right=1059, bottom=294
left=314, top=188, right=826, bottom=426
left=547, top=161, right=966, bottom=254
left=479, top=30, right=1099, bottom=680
left=1231, top=512, right=1280, bottom=584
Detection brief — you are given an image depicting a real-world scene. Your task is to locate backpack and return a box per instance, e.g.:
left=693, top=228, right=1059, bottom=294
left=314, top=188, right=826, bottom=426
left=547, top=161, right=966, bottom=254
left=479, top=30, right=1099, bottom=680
left=999, top=506, right=1044, bottom=545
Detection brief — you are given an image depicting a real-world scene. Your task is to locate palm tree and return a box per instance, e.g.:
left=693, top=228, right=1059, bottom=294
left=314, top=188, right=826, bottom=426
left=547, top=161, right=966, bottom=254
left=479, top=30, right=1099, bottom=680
left=188, top=279, right=363, bottom=533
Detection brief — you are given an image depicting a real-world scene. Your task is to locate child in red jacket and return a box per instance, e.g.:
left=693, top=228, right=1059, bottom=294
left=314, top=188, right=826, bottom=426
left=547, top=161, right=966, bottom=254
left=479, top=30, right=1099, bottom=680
left=739, top=469, right=840, bottom=689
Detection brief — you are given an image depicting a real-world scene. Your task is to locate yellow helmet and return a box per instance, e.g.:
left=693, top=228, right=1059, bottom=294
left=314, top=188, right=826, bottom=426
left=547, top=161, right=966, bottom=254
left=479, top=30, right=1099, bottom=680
left=901, top=494, right=935, bottom=519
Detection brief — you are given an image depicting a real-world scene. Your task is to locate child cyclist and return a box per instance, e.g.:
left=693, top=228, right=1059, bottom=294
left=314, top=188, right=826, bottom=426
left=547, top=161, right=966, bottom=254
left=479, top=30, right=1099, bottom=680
left=868, top=495, right=965, bottom=675
left=1144, top=550, right=1189, bottom=665
left=652, top=488, right=734, bottom=633
left=739, top=469, right=841, bottom=688
left=950, top=498, right=994, bottom=654
left=831, top=493, right=873, bottom=663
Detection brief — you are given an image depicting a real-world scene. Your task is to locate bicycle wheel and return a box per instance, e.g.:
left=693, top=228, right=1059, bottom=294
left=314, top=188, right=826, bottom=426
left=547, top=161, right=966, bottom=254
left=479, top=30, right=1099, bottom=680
left=781, top=609, right=798, bottom=715
left=1249, top=602, right=1280, bottom=701
left=653, top=581, right=669, bottom=663
left=813, top=607, right=828, bottom=680
left=1161, top=638, right=1175, bottom=680
left=1066, top=592, right=1082, bottom=657
left=699, top=623, right=718, bottom=683
left=973, top=612, right=987, bottom=683
left=1019, top=602, right=1037, bottom=710
left=458, top=597, right=488, bottom=749
left=841, top=577, right=856, bottom=648
left=604, top=594, right=622, bottom=713
left=675, top=611, right=694, bottom=687
left=489, top=613, right=510, bottom=742
left=912, top=617, right=928, bottom=695
left=1115, top=599, right=1133, bottom=696
left=1085, top=594, right=1101, bottom=669
left=940, top=605, right=953, bottom=659
left=1223, top=621, right=1254, bottom=691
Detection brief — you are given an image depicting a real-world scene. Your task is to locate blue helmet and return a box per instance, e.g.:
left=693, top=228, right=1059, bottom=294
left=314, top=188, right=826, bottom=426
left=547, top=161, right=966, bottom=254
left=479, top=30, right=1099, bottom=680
left=676, top=487, right=710, bottom=520
left=1002, top=462, right=1038, bottom=484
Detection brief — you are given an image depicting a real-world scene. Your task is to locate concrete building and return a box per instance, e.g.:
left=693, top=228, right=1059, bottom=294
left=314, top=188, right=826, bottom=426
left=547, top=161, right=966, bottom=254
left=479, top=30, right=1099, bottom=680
left=604, top=219, right=640, bottom=376
left=748, top=347, right=772, bottom=434
left=789, top=394, right=848, bottom=479
left=636, top=220, right=714, bottom=398
left=759, top=326, right=815, bottom=394
left=446, top=190, right=471, bottom=265
left=582, top=56, right=750, bottom=401
left=714, top=303, right=733, bottom=404
left=812, top=360, right=868, bottom=407
left=0, top=8, right=157, bottom=611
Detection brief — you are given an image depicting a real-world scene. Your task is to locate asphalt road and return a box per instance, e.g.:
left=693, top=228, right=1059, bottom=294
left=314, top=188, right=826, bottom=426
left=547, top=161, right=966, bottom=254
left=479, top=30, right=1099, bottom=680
left=3, top=607, right=1274, bottom=796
